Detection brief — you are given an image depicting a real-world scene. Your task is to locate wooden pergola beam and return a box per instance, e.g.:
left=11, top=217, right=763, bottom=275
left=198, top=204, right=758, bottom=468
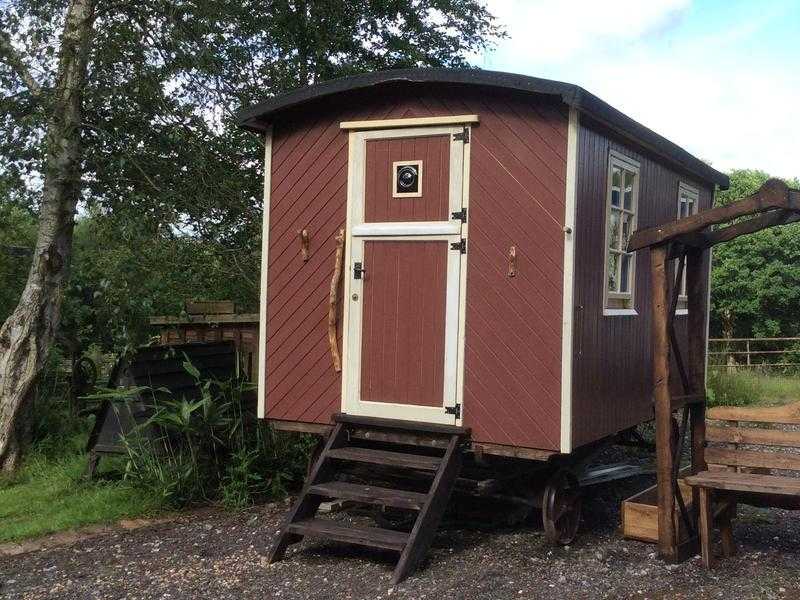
left=665, top=209, right=800, bottom=259
left=629, top=179, right=798, bottom=252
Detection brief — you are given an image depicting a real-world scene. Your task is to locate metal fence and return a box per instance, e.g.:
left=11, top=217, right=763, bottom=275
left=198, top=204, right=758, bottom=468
left=708, top=337, right=800, bottom=372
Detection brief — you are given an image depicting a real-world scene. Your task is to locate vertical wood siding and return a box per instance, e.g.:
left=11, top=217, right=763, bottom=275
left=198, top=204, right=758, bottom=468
left=570, top=118, right=713, bottom=448
left=364, top=135, right=451, bottom=222
left=360, top=240, right=448, bottom=407
left=263, top=84, right=567, bottom=451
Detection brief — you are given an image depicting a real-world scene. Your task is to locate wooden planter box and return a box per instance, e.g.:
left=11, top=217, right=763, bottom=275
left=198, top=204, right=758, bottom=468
left=622, top=478, right=694, bottom=543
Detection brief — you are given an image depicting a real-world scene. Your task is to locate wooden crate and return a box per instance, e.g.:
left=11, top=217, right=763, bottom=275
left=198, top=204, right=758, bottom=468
left=622, top=478, right=694, bottom=543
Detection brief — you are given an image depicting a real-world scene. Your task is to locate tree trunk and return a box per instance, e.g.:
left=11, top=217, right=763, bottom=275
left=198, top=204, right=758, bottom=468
left=0, top=0, right=95, bottom=473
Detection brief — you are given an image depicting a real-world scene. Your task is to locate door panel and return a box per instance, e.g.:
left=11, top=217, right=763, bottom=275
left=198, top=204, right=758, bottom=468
left=342, top=124, right=468, bottom=425
left=364, top=135, right=451, bottom=223
left=360, top=240, right=448, bottom=407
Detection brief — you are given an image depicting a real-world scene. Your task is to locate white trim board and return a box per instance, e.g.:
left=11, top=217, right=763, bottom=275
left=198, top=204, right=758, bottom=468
left=341, top=125, right=469, bottom=425
left=560, top=108, right=579, bottom=453
left=340, top=114, right=479, bottom=130
left=257, top=127, right=273, bottom=419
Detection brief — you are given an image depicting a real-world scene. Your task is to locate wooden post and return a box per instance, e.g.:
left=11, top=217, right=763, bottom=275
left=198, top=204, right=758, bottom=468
left=650, top=244, right=676, bottom=560
left=686, top=249, right=708, bottom=477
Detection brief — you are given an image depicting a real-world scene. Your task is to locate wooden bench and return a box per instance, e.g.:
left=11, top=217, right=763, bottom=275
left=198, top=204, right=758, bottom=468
left=686, top=401, right=800, bottom=567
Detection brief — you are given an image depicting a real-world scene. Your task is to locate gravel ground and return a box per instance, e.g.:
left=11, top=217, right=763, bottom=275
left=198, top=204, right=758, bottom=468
left=2, top=474, right=799, bottom=600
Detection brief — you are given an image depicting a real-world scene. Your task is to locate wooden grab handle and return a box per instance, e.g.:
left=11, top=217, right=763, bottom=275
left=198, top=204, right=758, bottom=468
left=328, top=229, right=345, bottom=372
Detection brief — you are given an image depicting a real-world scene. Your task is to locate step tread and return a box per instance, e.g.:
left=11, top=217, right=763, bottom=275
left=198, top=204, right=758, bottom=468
left=333, top=412, right=469, bottom=436
left=326, top=446, right=442, bottom=471
left=309, top=481, right=428, bottom=510
left=287, top=518, right=409, bottom=551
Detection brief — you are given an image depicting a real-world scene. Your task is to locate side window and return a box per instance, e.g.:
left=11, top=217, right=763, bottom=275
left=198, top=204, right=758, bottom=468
left=603, top=151, right=640, bottom=311
left=676, top=182, right=699, bottom=310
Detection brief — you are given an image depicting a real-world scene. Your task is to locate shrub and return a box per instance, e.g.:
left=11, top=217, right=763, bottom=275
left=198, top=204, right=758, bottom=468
left=121, top=358, right=312, bottom=509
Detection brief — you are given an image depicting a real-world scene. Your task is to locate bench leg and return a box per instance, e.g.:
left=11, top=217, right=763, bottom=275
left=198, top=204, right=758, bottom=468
left=697, top=487, right=714, bottom=569
left=719, top=495, right=737, bottom=558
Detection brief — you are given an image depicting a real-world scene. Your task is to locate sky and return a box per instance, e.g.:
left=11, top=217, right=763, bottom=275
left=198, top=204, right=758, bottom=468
left=479, top=0, right=800, bottom=180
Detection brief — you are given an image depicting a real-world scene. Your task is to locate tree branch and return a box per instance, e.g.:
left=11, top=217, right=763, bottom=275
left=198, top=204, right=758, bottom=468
left=0, top=30, right=42, bottom=97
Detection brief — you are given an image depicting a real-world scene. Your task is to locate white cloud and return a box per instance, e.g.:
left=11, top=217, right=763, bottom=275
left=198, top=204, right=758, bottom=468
left=487, top=0, right=690, bottom=64
left=482, top=0, right=800, bottom=181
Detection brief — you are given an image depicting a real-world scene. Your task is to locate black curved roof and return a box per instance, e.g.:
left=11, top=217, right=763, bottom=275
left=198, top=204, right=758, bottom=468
left=237, top=68, right=728, bottom=188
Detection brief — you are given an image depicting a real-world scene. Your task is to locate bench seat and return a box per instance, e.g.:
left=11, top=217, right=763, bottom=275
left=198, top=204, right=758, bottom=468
left=686, top=471, right=800, bottom=496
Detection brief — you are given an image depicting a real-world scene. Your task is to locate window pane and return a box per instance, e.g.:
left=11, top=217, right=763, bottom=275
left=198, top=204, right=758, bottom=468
left=623, top=170, right=635, bottom=210
left=607, top=252, right=619, bottom=292
left=620, top=254, right=631, bottom=293
left=679, top=196, right=687, bottom=218
left=609, top=209, right=621, bottom=250
left=621, top=212, right=632, bottom=248
left=611, top=167, right=621, bottom=207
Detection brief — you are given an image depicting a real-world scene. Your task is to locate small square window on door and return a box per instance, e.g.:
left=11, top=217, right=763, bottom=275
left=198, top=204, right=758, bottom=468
left=393, top=160, right=423, bottom=198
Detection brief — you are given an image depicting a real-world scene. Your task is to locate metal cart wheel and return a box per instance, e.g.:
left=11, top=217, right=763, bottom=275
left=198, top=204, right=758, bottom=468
left=542, top=469, right=582, bottom=545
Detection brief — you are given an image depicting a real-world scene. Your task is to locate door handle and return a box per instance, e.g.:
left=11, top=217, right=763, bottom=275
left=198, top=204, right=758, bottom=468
left=354, top=262, right=366, bottom=279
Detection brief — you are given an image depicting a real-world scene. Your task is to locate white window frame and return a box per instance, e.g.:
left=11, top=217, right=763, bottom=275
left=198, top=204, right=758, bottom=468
left=392, top=160, right=423, bottom=198
left=602, top=150, right=640, bottom=314
left=676, top=182, right=700, bottom=313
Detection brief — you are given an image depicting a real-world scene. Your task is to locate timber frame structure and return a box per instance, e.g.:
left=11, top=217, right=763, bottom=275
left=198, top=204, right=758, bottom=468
left=627, top=178, right=800, bottom=560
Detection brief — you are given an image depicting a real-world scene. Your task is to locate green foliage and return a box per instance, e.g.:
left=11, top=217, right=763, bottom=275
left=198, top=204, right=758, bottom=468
left=707, top=371, right=800, bottom=408
left=0, top=202, right=36, bottom=322
left=0, top=437, right=159, bottom=543
left=122, top=364, right=312, bottom=509
left=1, top=0, right=504, bottom=355
left=710, top=170, right=800, bottom=339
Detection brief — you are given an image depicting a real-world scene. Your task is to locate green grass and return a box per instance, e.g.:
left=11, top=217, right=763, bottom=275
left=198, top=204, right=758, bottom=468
left=0, top=436, right=161, bottom=543
left=707, top=371, right=800, bottom=408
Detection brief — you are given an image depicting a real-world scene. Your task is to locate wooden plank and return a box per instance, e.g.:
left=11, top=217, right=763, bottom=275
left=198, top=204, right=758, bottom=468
left=707, top=425, right=800, bottom=448
left=309, top=481, right=427, bottom=510
left=333, top=413, right=469, bottom=436
left=686, top=471, right=800, bottom=496
left=340, top=114, right=479, bottom=130
left=707, top=402, right=800, bottom=425
left=349, top=428, right=452, bottom=449
left=650, top=244, right=677, bottom=559
left=327, top=447, right=442, bottom=471
left=268, top=420, right=333, bottom=436
left=697, top=487, right=713, bottom=568
left=184, top=300, right=235, bottom=314
left=393, top=434, right=463, bottom=584
left=470, top=442, right=557, bottom=461
left=628, top=179, right=794, bottom=251
left=266, top=422, right=347, bottom=564
left=287, top=518, right=409, bottom=551
left=705, top=447, right=800, bottom=471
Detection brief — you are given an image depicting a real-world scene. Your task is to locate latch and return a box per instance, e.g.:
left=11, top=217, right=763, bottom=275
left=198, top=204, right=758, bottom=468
left=450, top=239, right=466, bottom=254
left=353, top=261, right=365, bottom=279
left=451, top=208, right=467, bottom=223
left=445, top=404, right=461, bottom=418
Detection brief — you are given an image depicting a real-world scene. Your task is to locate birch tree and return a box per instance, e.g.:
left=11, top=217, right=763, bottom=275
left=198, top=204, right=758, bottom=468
left=0, top=0, right=94, bottom=471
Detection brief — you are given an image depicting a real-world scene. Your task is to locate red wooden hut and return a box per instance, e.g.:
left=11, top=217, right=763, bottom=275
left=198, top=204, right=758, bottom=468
left=236, top=69, right=729, bottom=581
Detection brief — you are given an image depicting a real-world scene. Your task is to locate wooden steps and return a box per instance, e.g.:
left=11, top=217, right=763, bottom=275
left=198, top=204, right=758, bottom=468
left=309, top=481, right=428, bottom=510
left=287, top=518, right=410, bottom=551
left=326, top=447, right=442, bottom=471
left=266, top=414, right=469, bottom=584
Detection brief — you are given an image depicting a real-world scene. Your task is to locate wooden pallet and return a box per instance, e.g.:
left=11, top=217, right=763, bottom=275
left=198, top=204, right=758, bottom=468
left=266, top=413, right=469, bottom=584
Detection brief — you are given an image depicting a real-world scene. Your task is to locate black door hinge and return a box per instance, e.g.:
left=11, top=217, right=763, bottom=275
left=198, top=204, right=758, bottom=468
left=450, top=208, right=467, bottom=223
left=450, top=238, right=466, bottom=254
left=445, top=404, right=461, bottom=418
left=453, top=127, right=470, bottom=143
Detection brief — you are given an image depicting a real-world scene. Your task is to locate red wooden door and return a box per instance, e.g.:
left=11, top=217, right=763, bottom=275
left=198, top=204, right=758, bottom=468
left=343, top=125, right=468, bottom=424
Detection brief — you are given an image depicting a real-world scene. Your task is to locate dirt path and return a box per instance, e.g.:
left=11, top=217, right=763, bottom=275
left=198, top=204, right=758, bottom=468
left=1, top=477, right=799, bottom=599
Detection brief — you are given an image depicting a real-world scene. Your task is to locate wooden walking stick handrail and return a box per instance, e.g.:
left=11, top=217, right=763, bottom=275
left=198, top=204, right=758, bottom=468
left=328, top=229, right=345, bottom=372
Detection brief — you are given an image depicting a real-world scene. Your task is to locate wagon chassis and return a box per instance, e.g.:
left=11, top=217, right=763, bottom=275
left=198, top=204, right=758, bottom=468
left=292, top=420, right=652, bottom=546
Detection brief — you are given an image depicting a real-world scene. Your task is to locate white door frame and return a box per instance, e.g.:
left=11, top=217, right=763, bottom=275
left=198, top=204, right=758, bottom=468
left=340, top=124, right=470, bottom=425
